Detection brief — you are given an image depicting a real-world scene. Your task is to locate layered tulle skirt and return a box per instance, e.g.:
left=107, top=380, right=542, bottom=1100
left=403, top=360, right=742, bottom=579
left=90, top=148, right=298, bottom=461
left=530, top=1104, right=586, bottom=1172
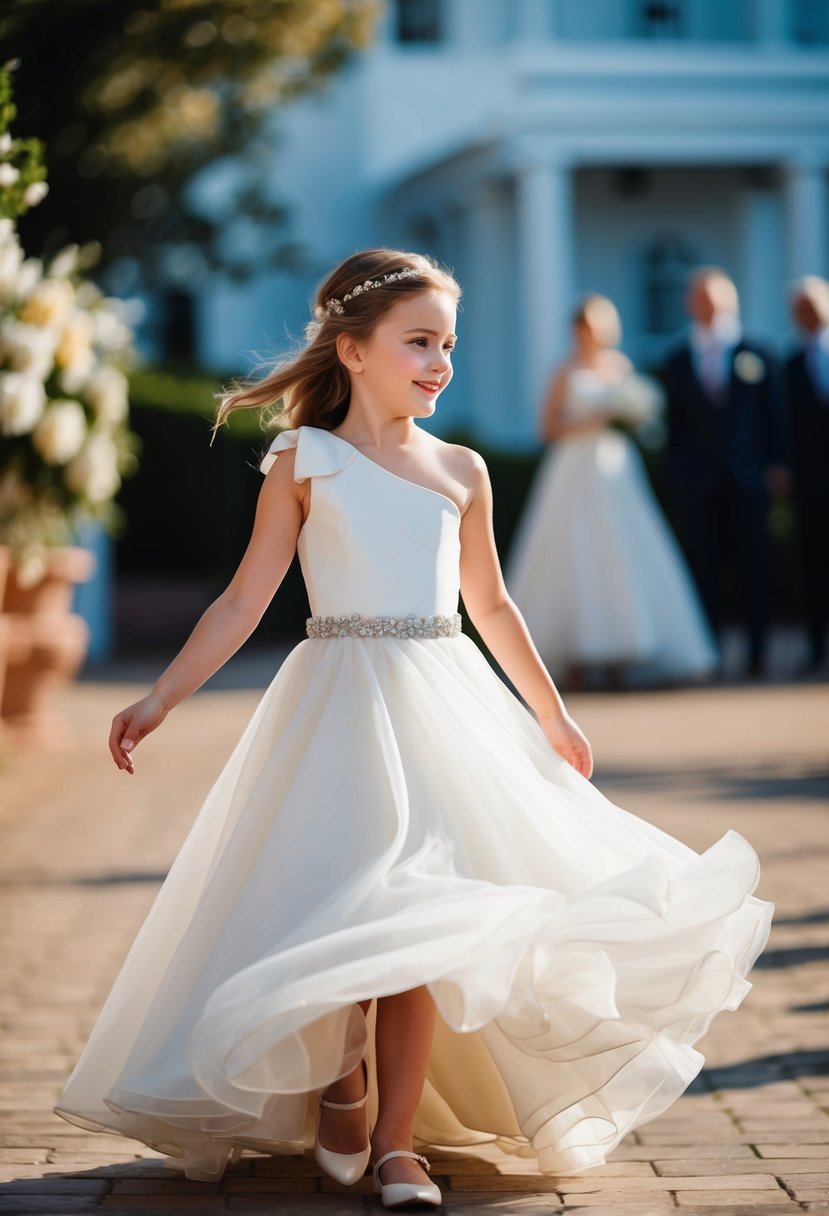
left=54, top=632, right=772, bottom=1179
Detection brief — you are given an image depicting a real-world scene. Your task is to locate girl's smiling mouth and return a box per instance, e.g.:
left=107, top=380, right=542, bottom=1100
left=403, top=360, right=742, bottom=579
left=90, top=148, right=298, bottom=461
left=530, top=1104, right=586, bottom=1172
left=414, top=380, right=441, bottom=394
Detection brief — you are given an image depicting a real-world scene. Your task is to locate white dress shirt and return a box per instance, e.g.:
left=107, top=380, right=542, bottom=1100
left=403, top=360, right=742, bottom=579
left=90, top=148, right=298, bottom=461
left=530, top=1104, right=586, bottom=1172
left=690, top=313, right=742, bottom=401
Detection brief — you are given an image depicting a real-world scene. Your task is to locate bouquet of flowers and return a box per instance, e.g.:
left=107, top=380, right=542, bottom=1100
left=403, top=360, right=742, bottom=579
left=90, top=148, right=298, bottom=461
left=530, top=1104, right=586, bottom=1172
left=0, top=63, right=141, bottom=587
left=607, top=370, right=666, bottom=448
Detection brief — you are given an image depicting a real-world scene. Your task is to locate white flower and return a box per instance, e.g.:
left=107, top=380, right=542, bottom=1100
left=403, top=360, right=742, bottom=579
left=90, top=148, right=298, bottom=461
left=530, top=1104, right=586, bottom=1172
left=57, top=349, right=96, bottom=396
left=15, top=256, right=43, bottom=299
left=64, top=431, right=121, bottom=502
left=0, top=133, right=12, bottom=156
left=92, top=305, right=133, bottom=352
left=22, top=180, right=48, bottom=207
left=0, top=317, right=58, bottom=379
left=0, top=234, right=24, bottom=300
left=75, top=281, right=104, bottom=309
left=19, top=276, right=74, bottom=328
left=32, top=399, right=88, bottom=464
left=53, top=308, right=95, bottom=379
left=609, top=372, right=665, bottom=425
left=0, top=371, right=46, bottom=435
left=85, top=365, right=129, bottom=425
left=733, top=350, right=766, bottom=385
left=0, top=163, right=20, bottom=188
left=48, top=244, right=80, bottom=279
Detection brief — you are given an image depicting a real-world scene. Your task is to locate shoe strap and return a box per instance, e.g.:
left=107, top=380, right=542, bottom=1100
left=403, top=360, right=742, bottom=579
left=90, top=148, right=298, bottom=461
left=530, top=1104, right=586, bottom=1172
left=319, top=1058, right=368, bottom=1110
left=374, top=1149, right=431, bottom=1175
left=319, top=1092, right=367, bottom=1110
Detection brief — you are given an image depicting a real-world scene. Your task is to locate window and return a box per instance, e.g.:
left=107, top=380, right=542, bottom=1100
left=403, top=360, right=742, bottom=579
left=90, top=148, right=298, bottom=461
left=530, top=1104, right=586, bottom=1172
left=162, top=287, right=195, bottom=361
left=642, top=236, right=697, bottom=335
left=395, top=0, right=442, bottom=44
left=634, top=2, right=684, bottom=39
left=792, top=0, right=829, bottom=44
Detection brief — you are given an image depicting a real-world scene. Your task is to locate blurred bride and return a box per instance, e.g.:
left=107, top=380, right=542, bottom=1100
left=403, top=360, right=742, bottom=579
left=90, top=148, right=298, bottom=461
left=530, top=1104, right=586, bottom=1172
left=505, top=294, right=719, bottom=690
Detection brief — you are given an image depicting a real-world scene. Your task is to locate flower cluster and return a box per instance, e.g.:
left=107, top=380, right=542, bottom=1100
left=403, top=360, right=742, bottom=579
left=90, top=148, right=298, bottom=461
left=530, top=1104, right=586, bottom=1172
left=0, top=149, right=141, bottom=585
left=306, top=612, right=463, bottom=639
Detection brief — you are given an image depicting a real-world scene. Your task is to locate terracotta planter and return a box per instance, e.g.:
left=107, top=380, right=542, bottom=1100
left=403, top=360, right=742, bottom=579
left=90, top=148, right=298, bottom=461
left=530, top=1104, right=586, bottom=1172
left=1, top=545, right=96, bottom=750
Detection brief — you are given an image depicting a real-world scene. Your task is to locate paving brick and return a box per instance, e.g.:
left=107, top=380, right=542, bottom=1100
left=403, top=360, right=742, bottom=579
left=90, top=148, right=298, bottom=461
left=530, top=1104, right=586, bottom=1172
left=755, top=1144, right=829, bottom=1159
left=560, top=1176, right=783, bottom=1193
left=673, top=1193, right=790, bottom=1207
left=656, top=1160, right=829, bottom=1177
left=0, top=1199, right=105, bottom=1213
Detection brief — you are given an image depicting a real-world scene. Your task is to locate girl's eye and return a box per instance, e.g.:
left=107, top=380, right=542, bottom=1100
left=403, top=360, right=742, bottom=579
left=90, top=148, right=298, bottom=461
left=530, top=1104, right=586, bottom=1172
left=410, top=338, right=456, bottom=352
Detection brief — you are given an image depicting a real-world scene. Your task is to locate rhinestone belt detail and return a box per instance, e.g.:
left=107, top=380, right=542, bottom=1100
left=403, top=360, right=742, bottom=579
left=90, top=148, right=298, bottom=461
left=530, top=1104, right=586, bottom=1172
left=306, top=612, right=462, bottom=639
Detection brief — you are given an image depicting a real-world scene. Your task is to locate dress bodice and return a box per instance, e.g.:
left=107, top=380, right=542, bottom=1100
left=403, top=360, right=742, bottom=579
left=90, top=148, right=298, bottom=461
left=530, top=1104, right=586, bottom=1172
left=259, top=426, right=461, bottom=617
left=562, top=367, right=620, bottom=426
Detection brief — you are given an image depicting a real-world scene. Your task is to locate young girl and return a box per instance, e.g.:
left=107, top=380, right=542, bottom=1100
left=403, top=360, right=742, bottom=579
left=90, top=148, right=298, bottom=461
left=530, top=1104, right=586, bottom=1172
left=53, top=249, right=772, bottom=1208
left=506, top=293, right=719, bottom=691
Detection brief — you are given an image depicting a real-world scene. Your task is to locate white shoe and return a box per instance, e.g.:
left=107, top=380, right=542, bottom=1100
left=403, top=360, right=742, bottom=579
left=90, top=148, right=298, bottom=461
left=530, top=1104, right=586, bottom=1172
left=372, top=1149, right=442, bottom=1208
left=313, top=1058, right=370, bottom=1186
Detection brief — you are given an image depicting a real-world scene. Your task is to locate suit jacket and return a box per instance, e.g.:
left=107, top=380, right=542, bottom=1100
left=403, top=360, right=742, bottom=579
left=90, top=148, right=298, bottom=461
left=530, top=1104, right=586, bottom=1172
left=784, top=348, right=829, bottom=500
left=663, top=339, right=788, bottom=498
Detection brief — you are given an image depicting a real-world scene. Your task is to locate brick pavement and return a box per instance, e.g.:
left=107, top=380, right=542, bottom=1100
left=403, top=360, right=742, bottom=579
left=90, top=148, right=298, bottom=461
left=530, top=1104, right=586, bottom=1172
left=0, top=642, right=827, bottom=1215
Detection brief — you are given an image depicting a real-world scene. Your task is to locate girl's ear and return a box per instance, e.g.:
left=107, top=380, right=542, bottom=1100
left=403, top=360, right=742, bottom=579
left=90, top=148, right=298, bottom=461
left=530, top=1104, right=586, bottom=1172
left=336, top=331, right=365, bottom=374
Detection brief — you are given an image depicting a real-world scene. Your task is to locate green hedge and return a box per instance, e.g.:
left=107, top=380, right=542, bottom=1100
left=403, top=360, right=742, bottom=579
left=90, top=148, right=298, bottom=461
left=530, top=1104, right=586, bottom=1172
left=117, top=364, right=804, bottom=640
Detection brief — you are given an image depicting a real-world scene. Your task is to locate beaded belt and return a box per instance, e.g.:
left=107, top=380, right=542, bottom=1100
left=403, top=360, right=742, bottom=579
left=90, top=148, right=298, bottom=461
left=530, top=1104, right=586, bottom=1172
left=306, top=612, right=462, bottom=639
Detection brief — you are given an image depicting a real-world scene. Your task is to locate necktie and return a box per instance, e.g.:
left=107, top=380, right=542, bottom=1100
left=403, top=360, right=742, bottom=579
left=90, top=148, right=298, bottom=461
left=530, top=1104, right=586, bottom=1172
left=699, top=339, right=725, bottom=401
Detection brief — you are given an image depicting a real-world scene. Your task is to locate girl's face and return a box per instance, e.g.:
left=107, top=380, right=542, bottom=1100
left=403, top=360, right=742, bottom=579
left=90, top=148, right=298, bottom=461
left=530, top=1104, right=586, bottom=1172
left=350, top=288, right=457, bottom=419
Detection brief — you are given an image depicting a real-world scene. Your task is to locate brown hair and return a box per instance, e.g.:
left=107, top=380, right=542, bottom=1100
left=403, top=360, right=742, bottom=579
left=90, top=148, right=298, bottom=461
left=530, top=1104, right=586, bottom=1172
left=210, top=247, right=461, bottom=444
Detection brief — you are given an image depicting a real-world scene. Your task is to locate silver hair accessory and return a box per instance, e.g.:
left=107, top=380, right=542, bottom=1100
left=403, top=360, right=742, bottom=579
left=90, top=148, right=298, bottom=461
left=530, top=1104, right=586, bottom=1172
left=315, top=267, right=421, bottom=319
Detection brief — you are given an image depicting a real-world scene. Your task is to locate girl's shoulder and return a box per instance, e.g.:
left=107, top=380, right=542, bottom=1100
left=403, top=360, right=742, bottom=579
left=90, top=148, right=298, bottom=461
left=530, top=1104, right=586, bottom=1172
left=425, top=433, right=489, bottom=494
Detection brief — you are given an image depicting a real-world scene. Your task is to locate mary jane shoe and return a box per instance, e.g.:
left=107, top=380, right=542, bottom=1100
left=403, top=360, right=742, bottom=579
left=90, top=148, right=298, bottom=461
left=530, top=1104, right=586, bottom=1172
left=313, top=1058, right=371, bottom=1186
left=372, top=1149, right=442, bottom=1208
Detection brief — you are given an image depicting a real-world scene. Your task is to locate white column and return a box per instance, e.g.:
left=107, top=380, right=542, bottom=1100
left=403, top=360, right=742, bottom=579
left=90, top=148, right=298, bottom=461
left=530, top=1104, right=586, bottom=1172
left=740, top=175, right=781, bottom=340
left=784, top=158, right=829, bottom=280
left=755, top=0, right=789, bottom=43
left=461, top=183, right=506, bottom=443
left=447, top=0, right=490, bottom=48
left=512, top=149, right=574, bottom=441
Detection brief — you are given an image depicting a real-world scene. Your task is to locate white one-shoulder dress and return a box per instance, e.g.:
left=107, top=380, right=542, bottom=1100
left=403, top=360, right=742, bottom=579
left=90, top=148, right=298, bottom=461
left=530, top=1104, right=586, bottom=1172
left=53, top=424, right=772, bottom=1181
left=506, top=368, right=719, bottom=682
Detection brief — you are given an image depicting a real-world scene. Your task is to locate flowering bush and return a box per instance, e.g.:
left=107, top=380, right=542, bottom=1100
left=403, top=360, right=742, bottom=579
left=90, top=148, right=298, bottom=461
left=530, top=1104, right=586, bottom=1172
left=0, top=61, right=141, bottom=586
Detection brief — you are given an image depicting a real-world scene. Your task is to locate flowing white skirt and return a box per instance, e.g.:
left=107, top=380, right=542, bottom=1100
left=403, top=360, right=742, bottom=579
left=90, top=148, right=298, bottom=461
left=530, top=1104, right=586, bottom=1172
left=54, top=632, right=771, bottom=1180
left=505, top=431, right=720, bottom=680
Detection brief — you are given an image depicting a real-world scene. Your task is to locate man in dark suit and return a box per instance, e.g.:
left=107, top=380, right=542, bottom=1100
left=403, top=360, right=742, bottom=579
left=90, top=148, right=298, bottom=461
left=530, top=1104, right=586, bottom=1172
left=785, top=276, right=829, bottom=672
left=663, top=267, right=789, bottom=677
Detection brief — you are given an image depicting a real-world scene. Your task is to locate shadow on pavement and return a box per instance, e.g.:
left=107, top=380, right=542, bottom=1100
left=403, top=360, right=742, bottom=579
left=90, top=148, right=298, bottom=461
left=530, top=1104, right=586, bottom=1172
left=595, top=759, right=829, bottom=803
left=700, top=1048, right=829, bottom=1089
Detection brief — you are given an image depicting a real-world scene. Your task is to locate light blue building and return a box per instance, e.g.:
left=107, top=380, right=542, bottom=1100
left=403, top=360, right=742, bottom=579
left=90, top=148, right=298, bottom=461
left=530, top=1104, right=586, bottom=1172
left=182, top=0, right=829, bottom=450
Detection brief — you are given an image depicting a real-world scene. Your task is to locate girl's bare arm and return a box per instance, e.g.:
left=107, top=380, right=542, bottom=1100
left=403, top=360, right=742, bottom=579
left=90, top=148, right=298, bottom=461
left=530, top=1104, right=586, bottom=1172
left=109, top=450, right=305, bottom=773
left=458, top=452, right=593, bottom=777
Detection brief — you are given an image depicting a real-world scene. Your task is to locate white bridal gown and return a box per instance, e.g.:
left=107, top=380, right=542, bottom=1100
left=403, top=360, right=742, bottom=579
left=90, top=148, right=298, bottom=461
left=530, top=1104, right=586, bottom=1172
left=506, top=367, right=720, bottom=682
left=54, top=424, right=771, bottom=1181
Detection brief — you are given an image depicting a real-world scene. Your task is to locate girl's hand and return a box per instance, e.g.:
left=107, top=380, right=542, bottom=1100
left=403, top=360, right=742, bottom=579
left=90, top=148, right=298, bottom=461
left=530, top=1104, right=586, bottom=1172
left=537, top=709, right=593, bottom=779
left=109, top=692, right=168, bottom=775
